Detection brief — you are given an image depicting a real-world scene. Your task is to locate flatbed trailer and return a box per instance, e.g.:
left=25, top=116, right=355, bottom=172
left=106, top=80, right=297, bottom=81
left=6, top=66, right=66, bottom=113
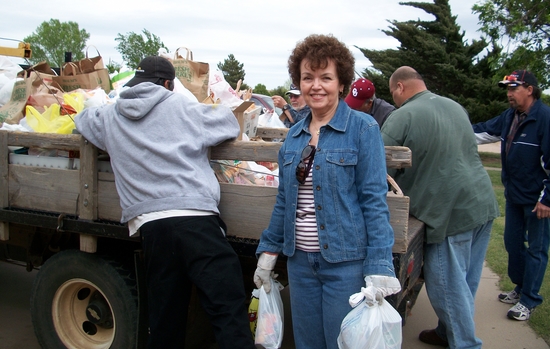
left=0, top=128, right=424, bottom=348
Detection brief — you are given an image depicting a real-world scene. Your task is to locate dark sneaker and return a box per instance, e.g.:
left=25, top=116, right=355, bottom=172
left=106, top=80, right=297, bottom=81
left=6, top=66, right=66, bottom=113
left=507, top=302, right=532, bottom=321
left=419, top=329, right=449, bottom=347
left=498, top=290, right=520, bottom=304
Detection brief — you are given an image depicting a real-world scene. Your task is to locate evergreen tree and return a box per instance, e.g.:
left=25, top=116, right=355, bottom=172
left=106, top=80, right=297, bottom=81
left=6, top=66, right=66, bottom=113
left=217, top=54, right=246, bottom=90
left=356, top=0, right=507, bottom=123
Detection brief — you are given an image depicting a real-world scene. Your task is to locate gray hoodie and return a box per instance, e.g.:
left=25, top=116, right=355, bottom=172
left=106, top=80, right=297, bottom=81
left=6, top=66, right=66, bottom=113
left=75, top=82, right=240, bottom=222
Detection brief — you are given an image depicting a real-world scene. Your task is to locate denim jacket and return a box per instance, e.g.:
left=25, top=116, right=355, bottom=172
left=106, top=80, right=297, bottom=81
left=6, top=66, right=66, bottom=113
left=257, top=100, right=396, bottom=277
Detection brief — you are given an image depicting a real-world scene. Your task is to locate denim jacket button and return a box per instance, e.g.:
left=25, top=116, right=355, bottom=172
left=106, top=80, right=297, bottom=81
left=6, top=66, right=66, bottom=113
left=320, top=225, right=325, bottom=230
left=316, top=186, right=320, bottom=191
left=323, top=244, right=328, bottom=249
left=340, top=158, right=344, bottom=163
left=317, top=205, right=322, bottom=210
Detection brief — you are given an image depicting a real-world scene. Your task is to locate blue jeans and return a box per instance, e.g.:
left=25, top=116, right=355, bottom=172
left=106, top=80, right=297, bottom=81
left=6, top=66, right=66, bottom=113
left=505, top=202, right=550, bottom=309
left=424, top=220, right=493, bottom=349
left=287, top=250, right=364, bottom=349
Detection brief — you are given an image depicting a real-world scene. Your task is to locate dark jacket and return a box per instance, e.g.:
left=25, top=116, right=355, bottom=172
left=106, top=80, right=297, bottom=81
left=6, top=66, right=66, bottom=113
left=370, top=97, right=395, bottom=127
left=473, top=99, right=550, bottom=206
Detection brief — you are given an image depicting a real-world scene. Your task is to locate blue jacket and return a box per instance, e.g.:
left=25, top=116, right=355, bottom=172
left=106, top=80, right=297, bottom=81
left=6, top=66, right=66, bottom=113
left=473, top=99, right=550, bottom=206
left=257, top=100, right=396, bottom=277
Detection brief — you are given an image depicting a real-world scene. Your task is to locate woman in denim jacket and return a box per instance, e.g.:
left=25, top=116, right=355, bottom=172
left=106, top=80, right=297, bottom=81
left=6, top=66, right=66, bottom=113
left=253, top=34, right=400, bottom=349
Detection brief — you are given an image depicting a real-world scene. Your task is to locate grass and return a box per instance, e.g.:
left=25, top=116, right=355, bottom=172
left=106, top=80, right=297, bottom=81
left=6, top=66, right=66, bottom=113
left=481, top=155, right=550, bottom=345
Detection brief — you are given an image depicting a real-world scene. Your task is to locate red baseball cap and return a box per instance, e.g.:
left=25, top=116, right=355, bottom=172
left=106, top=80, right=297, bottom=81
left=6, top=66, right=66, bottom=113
left=344, top=78, right=375, bottom=110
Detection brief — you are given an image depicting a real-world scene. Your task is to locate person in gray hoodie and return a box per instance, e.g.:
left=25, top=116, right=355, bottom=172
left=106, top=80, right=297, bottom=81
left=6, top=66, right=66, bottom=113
left=75, top=56, right=255, bottom=349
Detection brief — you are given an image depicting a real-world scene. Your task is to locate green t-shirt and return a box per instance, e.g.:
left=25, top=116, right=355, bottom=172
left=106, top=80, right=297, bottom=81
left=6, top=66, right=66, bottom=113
left=382, top=91, right=499, bottom=244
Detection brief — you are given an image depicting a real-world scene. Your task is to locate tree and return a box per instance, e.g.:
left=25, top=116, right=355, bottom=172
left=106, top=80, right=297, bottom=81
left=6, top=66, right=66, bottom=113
left=253, top=83, right=270, bottom=95
left=115, top=29, right=167, bottom=69
left=217, top=54, right=246, bottom=90
left=106, top=59, right=122, bottom=74
left=356, top=0, right=507, bottom=123
left=473, top=0, right=550, bottom=87
left=24, top=19, right=90, bottom=68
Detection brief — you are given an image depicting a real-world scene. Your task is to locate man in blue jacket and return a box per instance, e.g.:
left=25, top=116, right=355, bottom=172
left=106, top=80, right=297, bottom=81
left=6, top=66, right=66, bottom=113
left=473, top=70, right=550, bottom=321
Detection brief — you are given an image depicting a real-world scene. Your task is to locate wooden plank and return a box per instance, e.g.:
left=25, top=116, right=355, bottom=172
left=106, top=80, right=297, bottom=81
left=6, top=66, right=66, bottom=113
left=97, top=173, right=122, bottom=221
left=79, top=137, right=98, bottom=253
left=219, top=182, right=411, bottom=254
left=218, top=183, right=277, bottom=238
left=0, top=131, right=8, bottom=240
left=4, top=130, right=80, bottom=150
left=387, top=193, right=410, bottom=253
left=210, top=140, right=282, bottom=162
left=210, top=140, right=411, bottom=168
left=79, top=137, right=97, bottom=220
left=385, top=146, right=412, bottom=169
left=255, top=127, right=288, bottom=140
left=8, top=165, right=80, bottom=214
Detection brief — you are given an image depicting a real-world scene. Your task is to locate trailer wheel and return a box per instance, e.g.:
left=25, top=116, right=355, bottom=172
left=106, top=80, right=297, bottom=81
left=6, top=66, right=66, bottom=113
left=30, top=249, right=138, bottom=349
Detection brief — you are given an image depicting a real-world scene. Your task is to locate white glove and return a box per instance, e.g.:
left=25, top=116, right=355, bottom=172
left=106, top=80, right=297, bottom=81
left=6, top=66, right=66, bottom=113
left=363, top=275, right=402, bottom=303
left=253, top=253, right=278, bottom=293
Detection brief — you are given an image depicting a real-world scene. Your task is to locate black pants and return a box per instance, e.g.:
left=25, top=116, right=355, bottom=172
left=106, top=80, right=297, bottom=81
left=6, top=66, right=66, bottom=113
left=140, top=215, right=255, bottom=349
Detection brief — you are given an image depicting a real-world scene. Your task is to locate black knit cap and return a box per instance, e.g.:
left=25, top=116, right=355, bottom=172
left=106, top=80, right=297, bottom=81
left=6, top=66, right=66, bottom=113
left=125, top=56, right=175, bottom=87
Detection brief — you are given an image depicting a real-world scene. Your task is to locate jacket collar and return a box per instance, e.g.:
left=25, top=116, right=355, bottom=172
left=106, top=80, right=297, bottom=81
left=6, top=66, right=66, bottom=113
left=291, top=99, right=350, bottom=138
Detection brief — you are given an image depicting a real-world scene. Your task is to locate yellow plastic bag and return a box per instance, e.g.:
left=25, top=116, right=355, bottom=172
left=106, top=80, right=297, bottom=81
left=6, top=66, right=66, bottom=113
left=25, top=91, right=85, bottom=134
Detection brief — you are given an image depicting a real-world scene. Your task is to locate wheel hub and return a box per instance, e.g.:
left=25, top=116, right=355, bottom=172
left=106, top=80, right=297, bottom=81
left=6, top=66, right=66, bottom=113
left=86, top=292, right=114, bottom=328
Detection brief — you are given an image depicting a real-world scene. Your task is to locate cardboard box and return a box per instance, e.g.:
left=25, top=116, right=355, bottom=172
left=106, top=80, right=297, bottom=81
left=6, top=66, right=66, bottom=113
left=232, top=101, right=261, bottom=140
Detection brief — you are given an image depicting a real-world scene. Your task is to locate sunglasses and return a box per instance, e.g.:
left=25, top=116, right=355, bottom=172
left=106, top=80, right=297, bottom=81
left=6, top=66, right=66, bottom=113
left=296, top=145, right=316, bottom=184
left=289, top=94, right=300, bottom=99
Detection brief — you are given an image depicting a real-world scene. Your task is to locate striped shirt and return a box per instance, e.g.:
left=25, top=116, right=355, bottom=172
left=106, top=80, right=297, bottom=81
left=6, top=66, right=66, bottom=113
left=295, top=166, right=320, bottom=252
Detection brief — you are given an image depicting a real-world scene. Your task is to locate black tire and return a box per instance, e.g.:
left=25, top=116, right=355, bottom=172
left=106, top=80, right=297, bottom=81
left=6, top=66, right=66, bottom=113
left=30, top=249, right=138, bottom=349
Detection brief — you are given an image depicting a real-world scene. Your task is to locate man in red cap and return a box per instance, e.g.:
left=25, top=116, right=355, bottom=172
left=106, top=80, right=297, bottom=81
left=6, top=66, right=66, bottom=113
left=344, top=78, right=395, bottom=126
left=474, top=70, right=550, bottom=322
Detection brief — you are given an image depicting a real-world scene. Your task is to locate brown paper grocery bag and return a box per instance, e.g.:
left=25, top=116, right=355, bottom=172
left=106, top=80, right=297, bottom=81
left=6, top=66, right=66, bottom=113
left=0, top=73, right=33, bottom=124
left=76, top=46, right=105, bottom=73
left=172, top=47, right=209, bottom=101
left=53, top=62, right=111, bottom=93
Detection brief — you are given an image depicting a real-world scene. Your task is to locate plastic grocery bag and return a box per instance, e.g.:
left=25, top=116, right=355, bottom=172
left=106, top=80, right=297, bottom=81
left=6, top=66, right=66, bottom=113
left=337, top=287, right=402, bottom=349
left=255, top=278, right=284, bottom=349
left=208, top=69, right=242, bottom=108
left=259, top=110, right=286, bottom=128
left=25, top=91, right=85, bottom=134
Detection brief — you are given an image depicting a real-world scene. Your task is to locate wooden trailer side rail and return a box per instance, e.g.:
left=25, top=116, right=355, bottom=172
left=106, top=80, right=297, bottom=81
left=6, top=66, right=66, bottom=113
left=1, top=129, right=413, bottom=252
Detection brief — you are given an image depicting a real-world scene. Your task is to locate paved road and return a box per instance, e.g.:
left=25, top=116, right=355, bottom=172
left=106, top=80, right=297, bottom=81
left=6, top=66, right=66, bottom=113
left=2, top=260, right=549, bottom=349
left=0, top=262, right=40, bottom=349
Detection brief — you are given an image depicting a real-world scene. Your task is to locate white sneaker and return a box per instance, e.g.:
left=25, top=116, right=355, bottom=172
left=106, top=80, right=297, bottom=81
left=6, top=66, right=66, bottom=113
left=498, top=290, right=520, bottom=304
left=507, top=302, right=532, bottom=321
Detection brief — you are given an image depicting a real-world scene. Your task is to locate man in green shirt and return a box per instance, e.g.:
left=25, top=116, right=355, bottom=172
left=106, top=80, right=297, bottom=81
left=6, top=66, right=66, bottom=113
left=381, top=66, right=499, bottom=349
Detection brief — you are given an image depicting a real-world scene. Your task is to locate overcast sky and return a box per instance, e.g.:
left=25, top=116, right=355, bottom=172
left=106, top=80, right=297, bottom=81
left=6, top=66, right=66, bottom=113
left=1, top=0, right=482, bottom=89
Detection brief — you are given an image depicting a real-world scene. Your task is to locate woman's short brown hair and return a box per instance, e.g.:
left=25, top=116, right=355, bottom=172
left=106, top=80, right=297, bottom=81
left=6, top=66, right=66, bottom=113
left=288, top=34, right=355, bottom=97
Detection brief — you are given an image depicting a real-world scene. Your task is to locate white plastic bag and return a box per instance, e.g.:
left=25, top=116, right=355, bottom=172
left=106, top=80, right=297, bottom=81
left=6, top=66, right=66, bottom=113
left=255, top=278, right=284, bottom=349
left=208, top=69, right=242, bottom=108
left=259, top=110, right=286, bottom=128
left=337, top=288, right=402, bottom=349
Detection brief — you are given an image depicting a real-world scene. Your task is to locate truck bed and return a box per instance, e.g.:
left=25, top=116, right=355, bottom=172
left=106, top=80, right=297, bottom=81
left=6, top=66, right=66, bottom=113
left=1, top=129, right=417, bottom=253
